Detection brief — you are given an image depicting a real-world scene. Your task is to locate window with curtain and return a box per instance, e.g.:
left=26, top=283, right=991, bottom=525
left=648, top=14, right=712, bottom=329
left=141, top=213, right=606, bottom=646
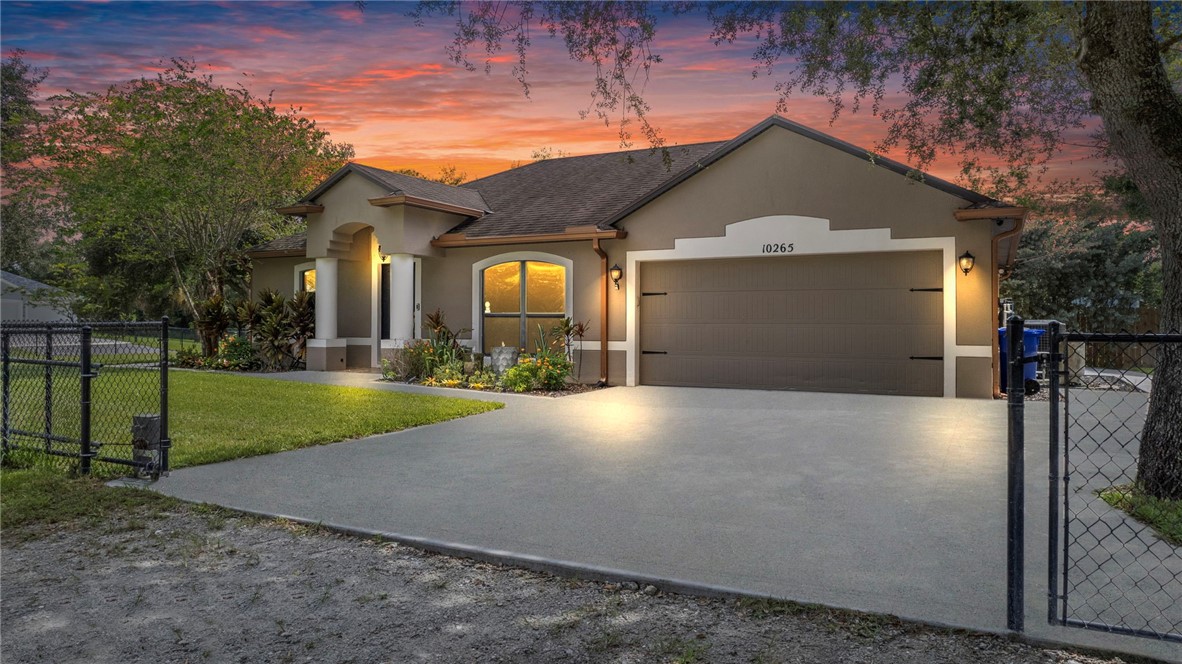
left=482, top=260, right=566, bottom=353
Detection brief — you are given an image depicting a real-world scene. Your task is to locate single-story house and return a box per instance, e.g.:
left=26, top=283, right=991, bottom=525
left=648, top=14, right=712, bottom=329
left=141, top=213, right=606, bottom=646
left=248, top=116, right=1027, bottom=398
left=1, top=270, right=73, bottom=323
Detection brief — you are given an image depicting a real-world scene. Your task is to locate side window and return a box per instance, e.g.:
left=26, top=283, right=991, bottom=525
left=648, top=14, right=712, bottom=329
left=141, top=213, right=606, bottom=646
left=300, top=269, right=317, bottom=293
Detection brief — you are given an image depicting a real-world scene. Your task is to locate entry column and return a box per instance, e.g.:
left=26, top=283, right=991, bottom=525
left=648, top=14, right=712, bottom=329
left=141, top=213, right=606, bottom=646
left=308, top=257, right=345, bottom=370
left=388, top=254, right=415, bottom=343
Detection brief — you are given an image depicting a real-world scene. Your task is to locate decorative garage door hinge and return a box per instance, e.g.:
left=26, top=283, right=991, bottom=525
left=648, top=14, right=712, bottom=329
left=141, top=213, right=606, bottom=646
left=641, top=291, right=668, bottom=296
left=909, top=287, right=943, bottom=292
left=909, top=356, right=944, bottom=361
left=642, top=350, right=668, bottom=355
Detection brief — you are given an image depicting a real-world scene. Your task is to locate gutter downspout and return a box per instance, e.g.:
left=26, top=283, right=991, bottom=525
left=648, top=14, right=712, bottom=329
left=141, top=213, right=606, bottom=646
left=591, top=239, right=610, bottom=385
left=990, top=216, right=1027, bottom=398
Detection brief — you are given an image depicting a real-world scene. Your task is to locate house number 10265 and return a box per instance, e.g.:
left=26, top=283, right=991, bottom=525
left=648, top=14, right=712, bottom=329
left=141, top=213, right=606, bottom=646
left=762, top=242, right=794, bottom=254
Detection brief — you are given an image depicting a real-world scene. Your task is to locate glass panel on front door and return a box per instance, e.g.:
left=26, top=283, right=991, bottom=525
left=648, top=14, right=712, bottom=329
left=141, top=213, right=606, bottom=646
left=482, top=261, right=565, bottom=354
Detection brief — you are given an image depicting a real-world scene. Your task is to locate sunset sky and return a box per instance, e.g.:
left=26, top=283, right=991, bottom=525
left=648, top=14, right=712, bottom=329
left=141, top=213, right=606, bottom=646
left=2, top=1, right=1104, bottom=185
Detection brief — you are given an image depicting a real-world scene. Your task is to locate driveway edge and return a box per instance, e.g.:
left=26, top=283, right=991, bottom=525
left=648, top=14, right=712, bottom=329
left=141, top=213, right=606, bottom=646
left=203, top=502, right=1167, bottom=664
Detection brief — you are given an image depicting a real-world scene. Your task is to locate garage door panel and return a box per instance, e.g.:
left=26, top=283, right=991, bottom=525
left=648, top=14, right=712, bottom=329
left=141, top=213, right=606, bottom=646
left=639, top=252, right=943, bottom=396
left=645, top=289, right=940, bottom=326
left=640, top=354, right=942, bottom=396
left=641, top=322, right=941, bottom=358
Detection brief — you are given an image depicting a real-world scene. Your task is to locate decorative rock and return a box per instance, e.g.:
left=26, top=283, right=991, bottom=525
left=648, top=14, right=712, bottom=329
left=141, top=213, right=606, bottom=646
left=489, top=346, right=520, bottom=374
left=643, top=585, right=658, bottom=596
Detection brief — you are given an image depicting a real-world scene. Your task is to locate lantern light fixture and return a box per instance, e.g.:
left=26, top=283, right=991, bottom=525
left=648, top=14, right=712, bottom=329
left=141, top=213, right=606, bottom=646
left=609, top=263, right=623, bottom=290
left=958, top=251, right=975, bottom=276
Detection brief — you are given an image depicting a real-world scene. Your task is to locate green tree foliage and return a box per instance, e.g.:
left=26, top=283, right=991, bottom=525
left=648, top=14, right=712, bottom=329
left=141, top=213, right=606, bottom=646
left=1, top=49, right=46, bottom=166
left=0, top=50, right=59, bottom=280
left=391, top=164, right=469, bottom=185
left=41, top=59, right=353, bottom=334
left=1003, top=203, right=1159, bottom=331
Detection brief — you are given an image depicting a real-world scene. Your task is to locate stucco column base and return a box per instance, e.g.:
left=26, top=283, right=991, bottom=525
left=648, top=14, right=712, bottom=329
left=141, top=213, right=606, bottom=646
left=307, top=339, right=347, bottom=371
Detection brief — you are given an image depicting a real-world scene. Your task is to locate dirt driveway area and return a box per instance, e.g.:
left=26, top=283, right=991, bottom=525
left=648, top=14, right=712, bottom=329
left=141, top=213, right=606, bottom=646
left=0, top=500, right=1128, bottom=664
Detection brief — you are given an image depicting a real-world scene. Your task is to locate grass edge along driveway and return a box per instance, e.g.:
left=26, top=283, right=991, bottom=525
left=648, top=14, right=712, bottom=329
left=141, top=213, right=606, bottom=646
left=167, top=372, right=503, bottom=468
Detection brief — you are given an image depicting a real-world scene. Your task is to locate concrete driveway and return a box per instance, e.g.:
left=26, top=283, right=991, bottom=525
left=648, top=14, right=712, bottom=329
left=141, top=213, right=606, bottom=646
left=157, top=374, right=1177, bottom=662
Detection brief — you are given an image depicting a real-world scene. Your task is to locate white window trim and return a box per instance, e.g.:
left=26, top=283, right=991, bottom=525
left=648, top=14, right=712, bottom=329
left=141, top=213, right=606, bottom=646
left=293, top=261, right=316, bottom=293
left=624, top=215, right=989, bottom=398
left=471, top=251, right=573, bottom=353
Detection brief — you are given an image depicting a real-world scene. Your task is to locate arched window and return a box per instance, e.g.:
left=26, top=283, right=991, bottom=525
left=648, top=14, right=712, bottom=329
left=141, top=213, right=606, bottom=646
left=481, top=260, right=566, bottom=353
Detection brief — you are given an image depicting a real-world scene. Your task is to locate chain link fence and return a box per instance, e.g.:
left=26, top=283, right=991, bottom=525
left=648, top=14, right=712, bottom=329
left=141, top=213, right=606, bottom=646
left=1, top=320, right=170, bottom=478
left=1048, top=328, right=1181, bottom=643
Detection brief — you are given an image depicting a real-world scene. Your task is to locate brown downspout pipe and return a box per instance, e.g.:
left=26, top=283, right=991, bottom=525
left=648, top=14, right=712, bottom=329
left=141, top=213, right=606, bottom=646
left=592, top=239, right=610, bottom=385
left=990, top=215, right=1027, bottom=398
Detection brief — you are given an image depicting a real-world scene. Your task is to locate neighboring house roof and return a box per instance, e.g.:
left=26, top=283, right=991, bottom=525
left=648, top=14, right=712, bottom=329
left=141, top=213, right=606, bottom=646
left=300, top=162, right=489, bottom=214
left=246, top=231, right=308, bottom=258
left=0, top=270, right=54, bottom=293
left=265, top=115, right=1004, bottom=253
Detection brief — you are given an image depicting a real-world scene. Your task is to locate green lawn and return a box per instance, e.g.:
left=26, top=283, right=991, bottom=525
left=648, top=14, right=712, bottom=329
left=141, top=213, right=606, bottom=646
left=0, top=469, right=180, bottom=539
left=166, top=373, right=503, bottom=468
left=1099, top=485, right=1182, bottom=546
left=3, top=367, right=503, bottom=472
left=2, top=369, right=502, bottom=533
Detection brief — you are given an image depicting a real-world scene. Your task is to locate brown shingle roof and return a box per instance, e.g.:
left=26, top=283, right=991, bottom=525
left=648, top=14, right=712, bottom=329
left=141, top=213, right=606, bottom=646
left=304, top=163, right=488, bottom=213
left=450, top=142, right=726, bottom=238
left=246, top=231, right=307, bottom=257
left=273, top=116, right=998, bottom=247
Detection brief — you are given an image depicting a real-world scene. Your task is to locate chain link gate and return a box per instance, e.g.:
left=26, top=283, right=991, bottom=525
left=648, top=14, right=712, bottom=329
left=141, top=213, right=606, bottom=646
left=1046, top=325, right=1181, bottom=643
left=1, top=319, right=170, bottom=478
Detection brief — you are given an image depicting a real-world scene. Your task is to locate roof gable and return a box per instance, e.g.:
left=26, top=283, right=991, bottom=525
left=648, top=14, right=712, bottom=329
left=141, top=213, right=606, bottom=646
left=301, top=163, right=488, bottom=213
left=600, top=115, right=992, bottom=227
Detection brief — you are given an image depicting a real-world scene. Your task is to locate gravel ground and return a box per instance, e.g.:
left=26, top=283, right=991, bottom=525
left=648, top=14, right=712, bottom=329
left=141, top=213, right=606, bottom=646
left=1, top=503, right=1133, bottom=664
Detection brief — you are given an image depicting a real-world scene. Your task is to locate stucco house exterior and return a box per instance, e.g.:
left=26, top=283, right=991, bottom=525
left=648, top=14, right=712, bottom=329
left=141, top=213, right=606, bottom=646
left=248, top=116, right=1027, bottom=398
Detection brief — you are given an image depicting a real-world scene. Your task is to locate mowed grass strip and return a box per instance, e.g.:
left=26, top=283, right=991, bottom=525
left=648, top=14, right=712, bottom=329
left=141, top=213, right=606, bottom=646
left=0, top=469, right=181, bottom=538
left=1099, top=485, right=1182, bottom=546
left=2, top=367, right=503, bottom=471
left=168, top=373, right=503, bottom=468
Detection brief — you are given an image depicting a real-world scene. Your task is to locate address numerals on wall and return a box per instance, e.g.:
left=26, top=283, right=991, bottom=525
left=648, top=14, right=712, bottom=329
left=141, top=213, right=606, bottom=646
left=761, top=242, right=795, bottom=254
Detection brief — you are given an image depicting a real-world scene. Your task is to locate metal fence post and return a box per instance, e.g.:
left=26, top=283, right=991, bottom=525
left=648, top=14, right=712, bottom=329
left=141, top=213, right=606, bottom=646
left=2, top=332, right=10, bottom=452
left=44, top=330, right=53, bottom=452
left=79, top=326, right=93, bottom=475
left=159, top=316, right=170, bottom=475
left=1006, top=315, right=1025, bottom=632
left=1047, top=321, right=1061, bottom=625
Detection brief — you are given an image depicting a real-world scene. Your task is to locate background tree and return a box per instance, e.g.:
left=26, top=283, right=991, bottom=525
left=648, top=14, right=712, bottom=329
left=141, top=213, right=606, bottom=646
left=391, top=164, right=469, bottom=185
left=1, top=50, right=59, bottom=280
left=1003, top=182, right=1161, bottom=331
left=401, top=1, right=1182, bottom=498
left=42, top=60, right=353, bottom=346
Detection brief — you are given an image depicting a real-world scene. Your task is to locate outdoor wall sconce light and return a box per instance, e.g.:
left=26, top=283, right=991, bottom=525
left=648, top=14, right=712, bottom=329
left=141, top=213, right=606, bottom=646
left=609, top=263, right=623, bottom=290
left=958, top=251, right=976, bottom=276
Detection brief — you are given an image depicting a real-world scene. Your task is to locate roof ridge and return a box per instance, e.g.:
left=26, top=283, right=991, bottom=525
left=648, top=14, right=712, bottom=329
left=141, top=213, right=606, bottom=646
left=462, top=140, right=729, bottom=188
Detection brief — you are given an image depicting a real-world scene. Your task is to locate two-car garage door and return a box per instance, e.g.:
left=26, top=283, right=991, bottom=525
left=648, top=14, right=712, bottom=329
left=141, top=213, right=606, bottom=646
left=639, top=251, right=944, bottom=396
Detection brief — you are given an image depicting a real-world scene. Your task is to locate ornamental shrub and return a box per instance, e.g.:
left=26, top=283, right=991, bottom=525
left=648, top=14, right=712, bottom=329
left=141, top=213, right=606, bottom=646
left=501, top=361, right=540, bottom=393
left=215, top=335, right=260, bottom=371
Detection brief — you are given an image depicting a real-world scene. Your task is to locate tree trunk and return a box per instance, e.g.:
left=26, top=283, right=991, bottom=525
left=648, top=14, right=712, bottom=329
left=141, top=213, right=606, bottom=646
left=1079, top=1, right=1182, bottom=500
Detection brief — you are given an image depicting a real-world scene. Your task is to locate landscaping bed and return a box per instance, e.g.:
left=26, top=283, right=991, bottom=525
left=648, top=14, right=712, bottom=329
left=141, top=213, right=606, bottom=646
left=0, top=475, right=1126, bottom=664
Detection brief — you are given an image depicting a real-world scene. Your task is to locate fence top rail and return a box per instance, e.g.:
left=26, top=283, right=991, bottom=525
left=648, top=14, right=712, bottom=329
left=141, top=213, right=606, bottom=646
left=2, top=320, right=164, bottom=330
left=1061, top=331, right=1182, bottom=343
